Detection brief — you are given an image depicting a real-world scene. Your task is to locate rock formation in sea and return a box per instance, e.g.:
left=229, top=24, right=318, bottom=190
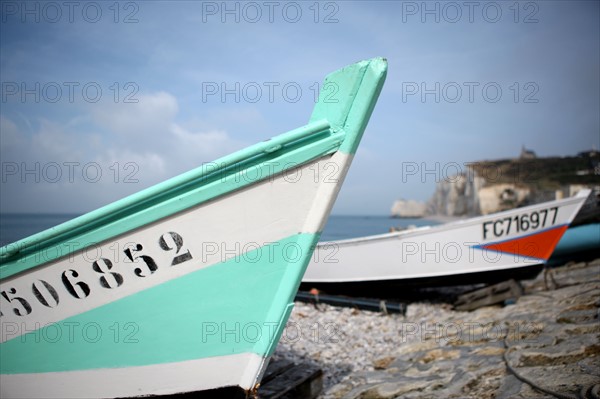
left=390, top=199, right=427, bottom=218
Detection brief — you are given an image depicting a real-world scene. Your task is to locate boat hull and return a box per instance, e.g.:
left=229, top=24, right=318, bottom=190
left=0, top=57, right=389, bottom=398
left=300, top=264, right=544, bottom=299
left=0, top=154, right=348, bottom=397
left=548, top=222, right=600, bottom=266
left=303, top=190, right=591, bottom=291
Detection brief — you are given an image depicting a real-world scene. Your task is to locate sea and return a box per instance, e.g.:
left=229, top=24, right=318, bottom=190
left=0, top=214, right=438, bottom=247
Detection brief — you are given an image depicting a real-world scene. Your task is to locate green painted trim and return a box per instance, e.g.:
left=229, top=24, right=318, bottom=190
left=0, top=120, right=331, bottom=264
left=310, top=57, right=387, bottom=155
left=0, top=130, right=343, bottom=279
left=1, top=233, right=319, bottom=374
left=0, top=57, right=388, bottom=279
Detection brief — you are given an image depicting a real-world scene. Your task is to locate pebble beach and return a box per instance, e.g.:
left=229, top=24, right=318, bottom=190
left=273, top=258, right=600, bottom=398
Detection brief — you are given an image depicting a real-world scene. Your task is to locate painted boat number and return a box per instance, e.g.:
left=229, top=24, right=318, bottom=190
left=0, top=231, right=193, bottom=318
left=482, top=207, right=558, bottom=240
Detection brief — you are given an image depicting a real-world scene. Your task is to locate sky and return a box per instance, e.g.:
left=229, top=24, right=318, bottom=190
left=1, top=0, right=599, bottom=215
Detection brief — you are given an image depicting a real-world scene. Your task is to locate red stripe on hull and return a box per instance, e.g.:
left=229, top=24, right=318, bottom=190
left=482, top=225, right=569, bottom=260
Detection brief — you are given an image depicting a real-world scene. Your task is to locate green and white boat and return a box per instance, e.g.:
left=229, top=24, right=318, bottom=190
left=0, top=58, right=387, bottom=398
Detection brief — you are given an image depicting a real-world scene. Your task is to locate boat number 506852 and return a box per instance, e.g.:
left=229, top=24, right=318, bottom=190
left=0, top=231, right=193, bottom=318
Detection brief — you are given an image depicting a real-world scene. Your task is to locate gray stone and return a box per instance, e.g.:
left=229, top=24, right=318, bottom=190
left=274, top=259, right=600, bottom=398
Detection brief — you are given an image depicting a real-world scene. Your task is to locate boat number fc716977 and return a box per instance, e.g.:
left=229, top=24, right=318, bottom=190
left=482, top=207, right=559, bottom=240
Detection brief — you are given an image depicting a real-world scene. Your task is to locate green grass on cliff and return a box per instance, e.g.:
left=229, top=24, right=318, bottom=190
left=467, top=154, right=599, bottom=190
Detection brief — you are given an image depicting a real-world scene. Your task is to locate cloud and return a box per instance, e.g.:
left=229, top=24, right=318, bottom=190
left=90, top=91, right=178, bottom=140
left=0, top=115, right=23, bottom=150
left=0, top=92, right=246, bottom=213
left=172, top=124, right=238, bottom=158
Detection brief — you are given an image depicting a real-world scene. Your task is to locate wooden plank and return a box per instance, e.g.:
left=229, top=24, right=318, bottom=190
left=156, top=386, right=247, bottom=399
left=261, top=359, right=296, bottom=385
left=454, top=279, right=523, bottom=311
left=259, top=363, right=323, bottom=399
left=149, top=360, right=320, bottom=399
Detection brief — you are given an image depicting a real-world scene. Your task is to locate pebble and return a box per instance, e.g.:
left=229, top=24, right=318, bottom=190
left=272, top=259, right=600, bottom=398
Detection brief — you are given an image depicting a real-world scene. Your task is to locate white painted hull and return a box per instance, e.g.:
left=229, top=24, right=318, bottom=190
left=0, top=154, right=346, bottom=339
left=0, top=57, right=390, bottom=398
left=0, top=153, right=349, bottom=397
left=304, top=190, right=591, bottom=284
left=2, top=353, right=267, bottom=399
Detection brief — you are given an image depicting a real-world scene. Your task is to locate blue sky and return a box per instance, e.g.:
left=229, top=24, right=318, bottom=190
left=1, top=1, right=598, bottom=215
